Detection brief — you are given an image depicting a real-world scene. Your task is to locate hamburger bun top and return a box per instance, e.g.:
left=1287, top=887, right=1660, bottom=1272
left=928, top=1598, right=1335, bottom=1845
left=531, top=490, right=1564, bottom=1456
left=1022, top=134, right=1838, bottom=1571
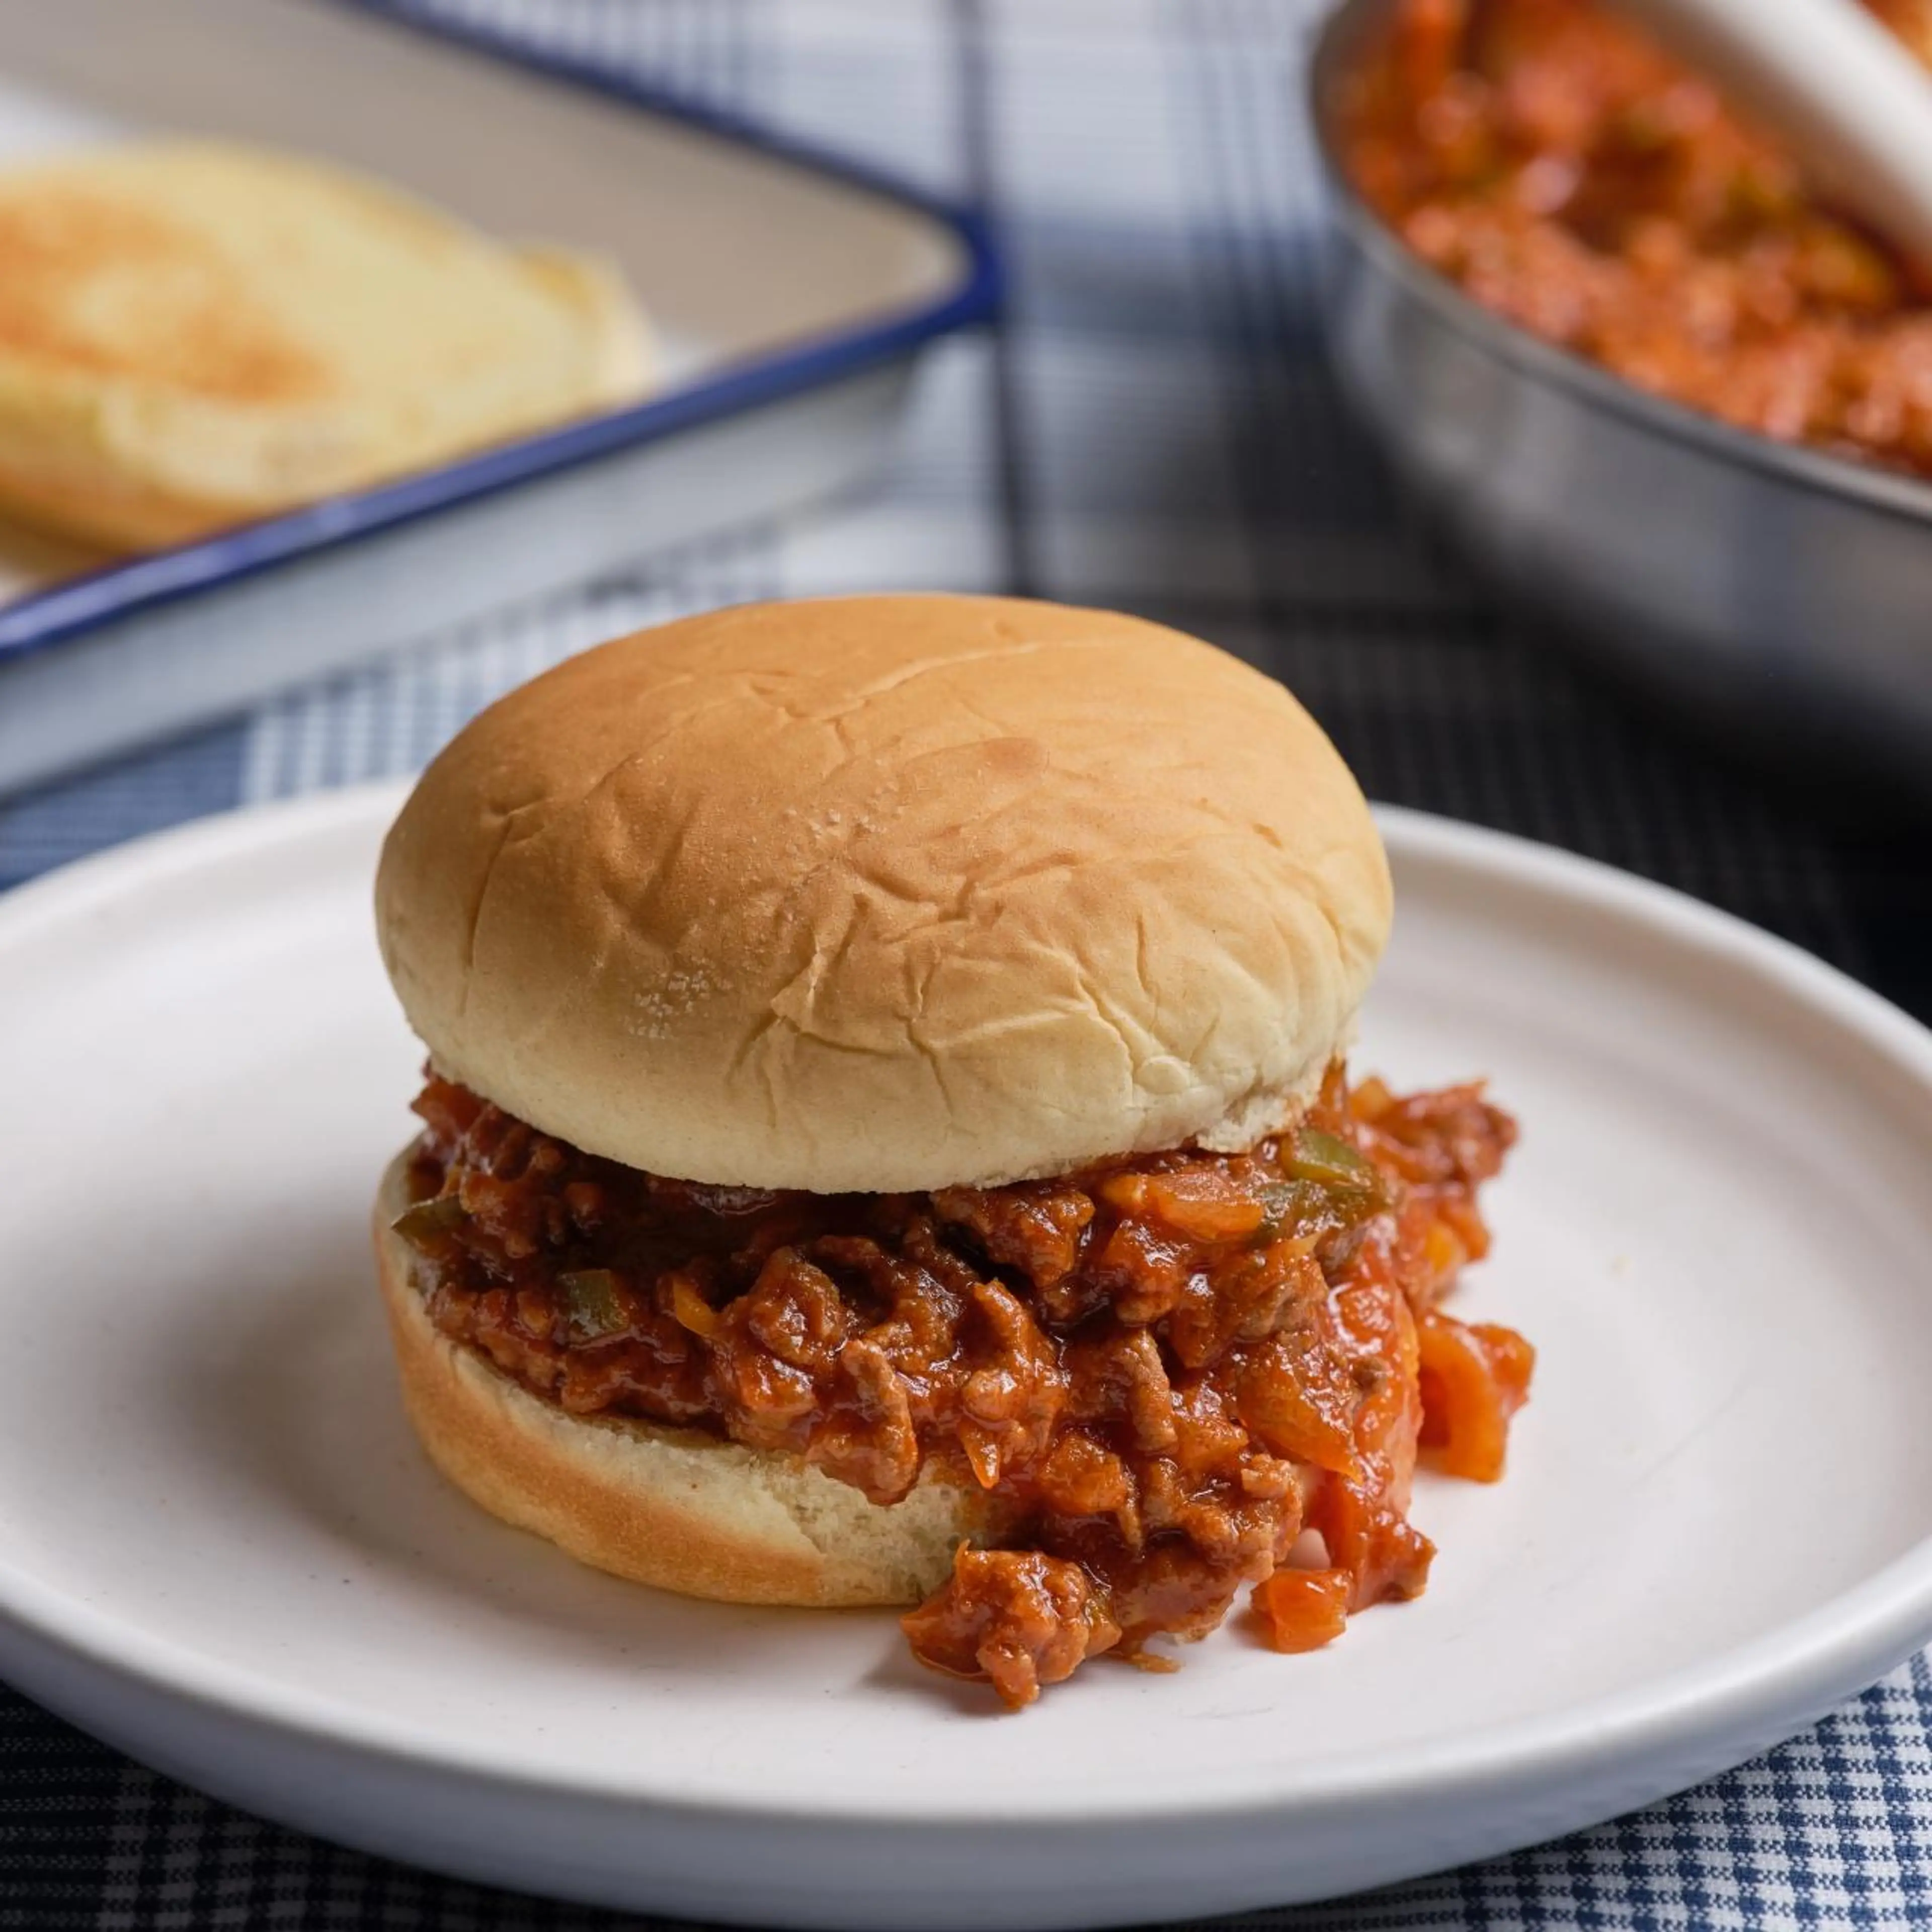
left=375, top=595, right=1390, bottom=1192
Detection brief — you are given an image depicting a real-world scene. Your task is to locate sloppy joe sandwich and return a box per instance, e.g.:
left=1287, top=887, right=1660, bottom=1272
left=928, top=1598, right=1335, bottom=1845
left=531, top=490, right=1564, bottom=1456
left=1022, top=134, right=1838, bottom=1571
left=372, top=594, right=1534, bottom=1707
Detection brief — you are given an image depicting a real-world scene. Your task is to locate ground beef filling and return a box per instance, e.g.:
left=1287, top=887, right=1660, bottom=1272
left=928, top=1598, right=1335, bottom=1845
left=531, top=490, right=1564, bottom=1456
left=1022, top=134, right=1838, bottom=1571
left=395, top=1069, right=1532, bottom=1707
left=1340, top=0, right=1932, bottom=481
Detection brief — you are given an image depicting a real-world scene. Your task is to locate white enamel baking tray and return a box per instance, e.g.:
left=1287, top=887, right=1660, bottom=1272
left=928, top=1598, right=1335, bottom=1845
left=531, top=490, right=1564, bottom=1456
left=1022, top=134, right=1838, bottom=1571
left=0, top=0, right=997, bottom=795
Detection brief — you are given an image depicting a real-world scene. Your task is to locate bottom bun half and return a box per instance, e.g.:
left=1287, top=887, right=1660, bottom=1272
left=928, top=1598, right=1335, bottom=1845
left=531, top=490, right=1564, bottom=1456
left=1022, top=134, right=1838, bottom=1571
left=373, top=1151, right=1001, bottom=1608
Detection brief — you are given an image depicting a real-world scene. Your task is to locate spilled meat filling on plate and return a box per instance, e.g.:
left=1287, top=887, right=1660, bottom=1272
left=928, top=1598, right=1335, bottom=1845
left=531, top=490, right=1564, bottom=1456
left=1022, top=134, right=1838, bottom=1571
left=393, top=1065, right=1533, bottom=1708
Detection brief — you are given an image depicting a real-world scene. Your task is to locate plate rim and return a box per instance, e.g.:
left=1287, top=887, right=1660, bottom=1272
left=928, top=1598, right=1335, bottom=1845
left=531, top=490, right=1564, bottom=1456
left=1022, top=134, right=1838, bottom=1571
left=3, top=781, right=1931, bottom=1831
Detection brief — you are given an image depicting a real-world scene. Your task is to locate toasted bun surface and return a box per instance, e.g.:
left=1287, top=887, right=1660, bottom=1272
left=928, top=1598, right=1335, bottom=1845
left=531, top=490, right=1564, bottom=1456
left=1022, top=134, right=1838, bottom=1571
left=0, top=141, right=650, bottom=551
left=376, top=595, right=1391, bottom=1193
left=374, top=1154, right=994, bottom=1606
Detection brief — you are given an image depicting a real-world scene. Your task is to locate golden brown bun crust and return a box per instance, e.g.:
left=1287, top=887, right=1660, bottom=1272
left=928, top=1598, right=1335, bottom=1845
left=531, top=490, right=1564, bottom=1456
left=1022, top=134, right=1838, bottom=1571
left=374, top=1154, right=994, bottom=1607
left=376, top=595, right=1391, bottom=1192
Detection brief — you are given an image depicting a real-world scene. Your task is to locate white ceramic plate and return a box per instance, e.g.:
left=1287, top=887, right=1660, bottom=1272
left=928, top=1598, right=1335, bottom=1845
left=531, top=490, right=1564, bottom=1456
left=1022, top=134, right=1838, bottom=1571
left=3, top=785, right=1931, bottom=1929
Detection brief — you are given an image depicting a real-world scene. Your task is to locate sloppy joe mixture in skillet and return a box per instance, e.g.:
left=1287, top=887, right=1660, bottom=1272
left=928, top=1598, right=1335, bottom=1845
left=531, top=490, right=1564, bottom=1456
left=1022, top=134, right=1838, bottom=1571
left=1341, top=0, right=1932, bottom=479
left=394, top=1066, right=1532, bottom=1708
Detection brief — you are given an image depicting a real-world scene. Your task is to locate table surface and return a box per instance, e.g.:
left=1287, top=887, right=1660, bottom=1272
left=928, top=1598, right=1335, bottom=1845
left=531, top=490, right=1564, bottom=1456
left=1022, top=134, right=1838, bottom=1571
left=3, top=3, right=1929, bottom=1928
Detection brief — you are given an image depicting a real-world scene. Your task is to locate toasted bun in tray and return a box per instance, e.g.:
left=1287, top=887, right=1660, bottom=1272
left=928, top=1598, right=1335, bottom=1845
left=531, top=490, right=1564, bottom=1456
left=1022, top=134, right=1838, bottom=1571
left=0, top=140, right=650, bottom=550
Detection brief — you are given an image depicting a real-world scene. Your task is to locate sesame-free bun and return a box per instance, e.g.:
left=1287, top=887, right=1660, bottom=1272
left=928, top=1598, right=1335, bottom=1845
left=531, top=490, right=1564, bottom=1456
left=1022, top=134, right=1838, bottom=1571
left=374, top=1153, right=997, bottom=1606
left=0, top=140, right=650, bottom=551
left=376, top=595, right=1391, bottom=1193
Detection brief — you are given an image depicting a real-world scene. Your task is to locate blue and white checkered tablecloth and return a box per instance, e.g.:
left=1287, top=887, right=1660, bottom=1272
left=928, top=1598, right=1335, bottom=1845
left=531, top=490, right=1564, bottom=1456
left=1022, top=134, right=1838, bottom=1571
left=4, top=4, right=1931, bottom=1928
